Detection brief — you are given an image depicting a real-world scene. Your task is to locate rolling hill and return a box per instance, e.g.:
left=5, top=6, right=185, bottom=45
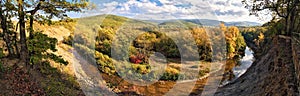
left=76, top=14, right=261, bottom=28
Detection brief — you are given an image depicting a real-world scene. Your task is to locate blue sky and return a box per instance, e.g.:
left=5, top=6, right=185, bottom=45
left=69, top=0, right=271, bottom=23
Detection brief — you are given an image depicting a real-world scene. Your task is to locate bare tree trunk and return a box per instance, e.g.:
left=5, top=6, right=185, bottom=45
left=0, top=0, right=13, bottom=57
left=29, top=15, right=34, bottom=39
left=18, top=0, right=29, bottom=65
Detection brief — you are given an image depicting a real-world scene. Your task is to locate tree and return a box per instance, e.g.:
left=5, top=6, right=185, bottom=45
left=0, top=0, right=19, bottom=57
left=24, top=0, right=90, bottom=38
left=18, top=0, right=28, bottom=64
left=220, top=23, right=246, bottom=59
left=0, top=0, right=91, bottom=66
left=243, top=0, right=300, bottom=35
left=14, top=0, right=90, bottom=64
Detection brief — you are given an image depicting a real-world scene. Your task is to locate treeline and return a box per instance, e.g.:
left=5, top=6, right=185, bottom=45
left=91, top=20, right=246, bottom=63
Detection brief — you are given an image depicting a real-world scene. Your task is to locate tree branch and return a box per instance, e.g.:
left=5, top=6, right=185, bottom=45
left=25, top=0, right=45, bottom=15
left=272, top=2, right=287, bottom=18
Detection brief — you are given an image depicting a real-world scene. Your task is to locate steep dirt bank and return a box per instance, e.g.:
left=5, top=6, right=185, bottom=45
left=35, top=24, right=75, bottom=75
left=0, top=58, right=84, bottom=95
left=0, top=59, right=45, bottom=95
left=215, top=36, right=299, bottom=95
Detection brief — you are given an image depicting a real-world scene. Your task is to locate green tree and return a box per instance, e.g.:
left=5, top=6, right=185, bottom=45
left=13, top=0, right=90, bottom=64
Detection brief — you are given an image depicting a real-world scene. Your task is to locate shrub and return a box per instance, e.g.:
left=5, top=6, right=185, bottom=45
left=132, top=64, right=151, bottom=74
left=199, top=68, right=210, bottom=77
left=160, top=72, right=183, bottom=81
left=95, top=51, right=116, bottom=75
left=159, top=67, right=183, bottom=81
left=166, top=67, right=180, bottom=74
left=28, top=32, right=68, bottom=65
left=129, top=53, right=147, bottom=64
left=62, top=35, right=73, bottom=46
left=129, top=55, right=142, bottom=64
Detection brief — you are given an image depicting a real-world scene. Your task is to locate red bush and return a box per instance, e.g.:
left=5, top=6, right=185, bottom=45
left=129, top=53, right=145, bottom=64
left=130, top=55, right=142, bottom=64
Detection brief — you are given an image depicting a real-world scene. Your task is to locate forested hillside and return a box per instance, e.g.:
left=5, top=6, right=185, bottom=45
left=60, top=14, right=250, bottom=95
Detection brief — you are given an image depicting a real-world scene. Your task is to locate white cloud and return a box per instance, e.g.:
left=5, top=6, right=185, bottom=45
left=103, top=1, right=119, bottom=7
left=83, top=0, right=270, bottom=23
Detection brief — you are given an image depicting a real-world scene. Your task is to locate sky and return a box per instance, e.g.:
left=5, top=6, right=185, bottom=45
left=69, top=0, right=271, bottom=23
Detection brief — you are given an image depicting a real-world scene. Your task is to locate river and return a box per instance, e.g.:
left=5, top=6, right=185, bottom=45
left=221, top=46, right=254, bottom=85
left=233, top=47, right=254, bottom=79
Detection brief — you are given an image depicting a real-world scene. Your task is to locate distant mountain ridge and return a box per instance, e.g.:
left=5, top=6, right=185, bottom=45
left=224, top=21, right=262, bottom=27
left=148, top=19, right=261, bottom=27
left=80, top=14, right=262, bottom=27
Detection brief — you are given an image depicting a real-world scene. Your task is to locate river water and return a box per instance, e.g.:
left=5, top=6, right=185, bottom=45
left=221, top=46, right=254, bottom=85
left=233, top=47, right=254, bottom=78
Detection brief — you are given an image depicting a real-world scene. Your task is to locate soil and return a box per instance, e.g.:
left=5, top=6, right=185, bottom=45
left=0, top=59, right=44, bottom=95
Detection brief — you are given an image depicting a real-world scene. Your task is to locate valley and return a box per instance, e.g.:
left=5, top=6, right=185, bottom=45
left=0, top=0, right=299, bottom=95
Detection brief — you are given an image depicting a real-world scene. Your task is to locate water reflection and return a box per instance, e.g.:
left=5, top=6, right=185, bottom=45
left=221, top=47, right=254, bottom=85
left=233, top=47, right=254, bottom=78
